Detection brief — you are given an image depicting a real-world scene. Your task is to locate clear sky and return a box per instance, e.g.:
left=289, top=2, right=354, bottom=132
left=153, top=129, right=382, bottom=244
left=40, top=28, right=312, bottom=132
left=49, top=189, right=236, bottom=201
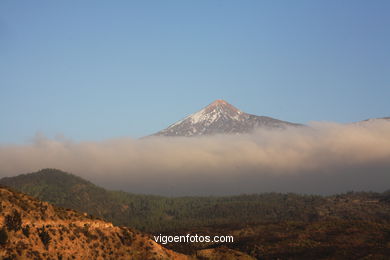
left=1, top=0, right=389, bottom=143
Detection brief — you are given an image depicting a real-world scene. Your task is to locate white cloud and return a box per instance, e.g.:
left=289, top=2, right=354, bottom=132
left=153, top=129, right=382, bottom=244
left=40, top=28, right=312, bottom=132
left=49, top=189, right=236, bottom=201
left=1, top=120, right=390, bottom=195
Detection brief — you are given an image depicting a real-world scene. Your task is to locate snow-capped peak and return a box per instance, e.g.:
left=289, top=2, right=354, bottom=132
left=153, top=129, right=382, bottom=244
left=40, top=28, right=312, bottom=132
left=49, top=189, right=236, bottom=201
left=153, top=99, right=301, bottom=137
left=188, top=100, right=243, bottom=124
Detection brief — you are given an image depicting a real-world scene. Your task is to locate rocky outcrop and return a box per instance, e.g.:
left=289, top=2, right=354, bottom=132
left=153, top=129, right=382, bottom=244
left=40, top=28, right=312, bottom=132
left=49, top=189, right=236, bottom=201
left=0, top=186, right=189, bottom=260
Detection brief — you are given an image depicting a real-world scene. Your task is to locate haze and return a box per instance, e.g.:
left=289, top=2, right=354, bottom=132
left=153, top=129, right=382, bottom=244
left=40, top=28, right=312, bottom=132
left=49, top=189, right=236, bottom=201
left=1, top=121, right=390, bottom=196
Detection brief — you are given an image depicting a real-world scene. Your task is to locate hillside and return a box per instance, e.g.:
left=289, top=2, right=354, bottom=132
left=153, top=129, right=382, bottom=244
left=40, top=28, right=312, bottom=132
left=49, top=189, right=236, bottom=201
left=0, top=185, right=189, bottom=260
left=0, top=169, right=129, bottom=227
left=3, top=169, right=390, bottom=233
left=2, top=169, right=390, bottom=259
left=0, top=186, right=256, bottom=260
left=0, top=169, right=328, bottom=232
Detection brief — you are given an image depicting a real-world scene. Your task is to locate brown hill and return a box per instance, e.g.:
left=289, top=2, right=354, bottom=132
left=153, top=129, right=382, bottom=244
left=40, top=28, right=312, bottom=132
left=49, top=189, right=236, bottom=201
left=0, top=186, right=189, bottom=260
left=0, top=186, right=254, bottom=260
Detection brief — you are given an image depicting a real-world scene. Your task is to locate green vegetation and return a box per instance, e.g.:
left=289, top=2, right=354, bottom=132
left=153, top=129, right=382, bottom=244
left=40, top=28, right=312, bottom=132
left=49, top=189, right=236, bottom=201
left=0, top=169, right=328, bottom=232
left=212, top=219, right=390, bottom=259
left=1, top=169, right=390, bottom=234
left=2, top=169, right=390, bottom=259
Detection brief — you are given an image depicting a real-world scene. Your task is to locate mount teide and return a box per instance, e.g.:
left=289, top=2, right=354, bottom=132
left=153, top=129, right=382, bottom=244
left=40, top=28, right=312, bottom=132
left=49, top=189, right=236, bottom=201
left=153, top=99, right=302, bottom=137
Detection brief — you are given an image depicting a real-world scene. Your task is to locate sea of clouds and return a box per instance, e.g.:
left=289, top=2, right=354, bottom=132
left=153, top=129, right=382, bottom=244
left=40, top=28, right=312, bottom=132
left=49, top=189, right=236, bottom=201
left=1, top=120, right=390, bottom=196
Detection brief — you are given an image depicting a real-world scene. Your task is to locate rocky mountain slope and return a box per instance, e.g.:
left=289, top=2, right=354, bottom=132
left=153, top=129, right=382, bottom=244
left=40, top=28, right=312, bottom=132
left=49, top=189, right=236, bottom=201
left=153, top=100, right=301, bottom=137
left=0, top=186, right=189, bottom=260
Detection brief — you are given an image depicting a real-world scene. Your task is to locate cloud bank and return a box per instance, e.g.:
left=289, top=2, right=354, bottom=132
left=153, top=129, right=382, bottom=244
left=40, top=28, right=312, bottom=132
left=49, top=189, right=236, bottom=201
left=1, top=120, right=390, bottom=195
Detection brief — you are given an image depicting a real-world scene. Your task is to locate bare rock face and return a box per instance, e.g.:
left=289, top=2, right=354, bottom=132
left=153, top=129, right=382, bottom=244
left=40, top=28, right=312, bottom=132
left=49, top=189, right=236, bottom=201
left=0, top=186, right=189, bottom=260
left=153, top=100, right=301, bottom=137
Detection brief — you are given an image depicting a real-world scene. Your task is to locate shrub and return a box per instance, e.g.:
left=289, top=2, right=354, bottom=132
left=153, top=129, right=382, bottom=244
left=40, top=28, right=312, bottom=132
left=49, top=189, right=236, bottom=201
left=38, top=226, right=51, bottom=249
left=0, top=227, right=8, bottom=245
left=119, top=230, right=134, bottom=246
left=5, top=210, right=22, bottom=232
left=22, top=225, right=30, bottom=237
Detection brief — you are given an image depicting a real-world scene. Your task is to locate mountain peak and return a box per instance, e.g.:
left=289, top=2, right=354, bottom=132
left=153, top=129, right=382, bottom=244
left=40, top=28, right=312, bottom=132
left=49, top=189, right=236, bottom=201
left=204, top=99, right=242, bottom=115
left=152, top=100, right=301, bottom=137
left=210, top=99, right=229, bottom=105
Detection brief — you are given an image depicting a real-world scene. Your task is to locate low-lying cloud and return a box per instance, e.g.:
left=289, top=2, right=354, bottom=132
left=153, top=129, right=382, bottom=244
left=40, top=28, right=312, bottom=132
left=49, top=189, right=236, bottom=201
left=1, top=120, right=390, bottom=196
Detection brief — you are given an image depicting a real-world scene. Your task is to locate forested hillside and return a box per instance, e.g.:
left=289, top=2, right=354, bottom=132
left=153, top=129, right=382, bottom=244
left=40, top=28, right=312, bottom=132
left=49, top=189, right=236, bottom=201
left=0, top=169, right=329, bottom=232
left=2, top=169, right=390, bottom=259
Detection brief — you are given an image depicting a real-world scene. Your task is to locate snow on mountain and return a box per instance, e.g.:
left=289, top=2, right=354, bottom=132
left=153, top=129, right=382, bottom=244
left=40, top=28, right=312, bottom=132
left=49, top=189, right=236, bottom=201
left=153, top=99, right=302, bottom=137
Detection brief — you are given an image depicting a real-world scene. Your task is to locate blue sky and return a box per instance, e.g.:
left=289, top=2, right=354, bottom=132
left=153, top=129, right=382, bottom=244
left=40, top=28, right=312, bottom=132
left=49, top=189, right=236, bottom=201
left=0, top=0, right=389, bottom=143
